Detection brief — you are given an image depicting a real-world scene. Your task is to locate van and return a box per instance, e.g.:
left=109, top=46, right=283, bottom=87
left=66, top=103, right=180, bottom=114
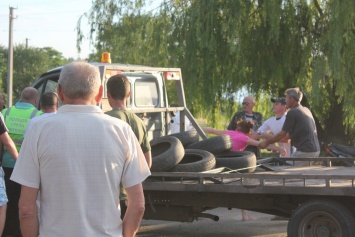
left=32, top=53, right=204, bottom=140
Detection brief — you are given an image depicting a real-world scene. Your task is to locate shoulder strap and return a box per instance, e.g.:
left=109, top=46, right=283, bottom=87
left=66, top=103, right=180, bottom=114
left=30, top=109, right=39, bottom=119
left=4, top=107, right=11, bottom=119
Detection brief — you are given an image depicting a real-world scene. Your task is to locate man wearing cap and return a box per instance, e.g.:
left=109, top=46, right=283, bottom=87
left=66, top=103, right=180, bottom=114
left=253, top=97, right=293, bottom=157
left=259, top=88, right=320, bottom=166
left=227, top=96, right=263, bottom=157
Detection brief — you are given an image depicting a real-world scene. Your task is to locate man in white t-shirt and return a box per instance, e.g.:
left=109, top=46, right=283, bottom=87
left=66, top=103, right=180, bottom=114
left=11, top=62, right=151, bottom=237
left=254, top=97, right=294, bottom=157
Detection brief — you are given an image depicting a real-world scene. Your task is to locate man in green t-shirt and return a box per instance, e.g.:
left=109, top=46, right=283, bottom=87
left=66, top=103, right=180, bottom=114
left=105, top=74, right=152, bottom=219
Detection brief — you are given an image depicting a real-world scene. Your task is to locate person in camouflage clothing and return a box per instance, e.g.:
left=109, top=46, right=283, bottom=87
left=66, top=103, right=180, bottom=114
left=227, top=96, right=263, bottom=157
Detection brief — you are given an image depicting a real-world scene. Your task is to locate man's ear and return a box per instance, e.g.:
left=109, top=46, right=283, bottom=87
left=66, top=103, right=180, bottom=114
left=107, top=91, right=112, bottom=99
left=95, top=85, right=103, bottom=104
left=127, top=91, right=131, bottom=98
left=57, top=84, right=65, bottom=102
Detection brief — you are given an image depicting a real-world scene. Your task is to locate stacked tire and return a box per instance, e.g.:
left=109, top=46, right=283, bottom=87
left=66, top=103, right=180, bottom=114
left=150, top=131, right=256, bottom=173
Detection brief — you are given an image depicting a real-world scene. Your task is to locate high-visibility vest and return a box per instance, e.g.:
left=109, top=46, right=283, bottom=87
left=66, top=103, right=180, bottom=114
left=3, top=106, right=41, bottom=150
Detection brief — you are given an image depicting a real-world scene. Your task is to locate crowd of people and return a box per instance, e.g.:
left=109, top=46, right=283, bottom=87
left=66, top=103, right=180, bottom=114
left=0, top=62, right=151, bottom=237
left=0, top=60, right=320, bottom=236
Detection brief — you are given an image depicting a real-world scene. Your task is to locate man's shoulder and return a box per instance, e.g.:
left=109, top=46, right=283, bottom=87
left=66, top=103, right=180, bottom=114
left=233, top=111, right=245, bottom=118
left=105, top=108, right=126, bottom=118
left=263, top=116, right=276, bottom=124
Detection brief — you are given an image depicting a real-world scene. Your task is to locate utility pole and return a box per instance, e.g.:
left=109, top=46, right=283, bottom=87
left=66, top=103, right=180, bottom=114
left=7, top=7, right=17, bottom=107
left=26, top=38, right=29, bottom=49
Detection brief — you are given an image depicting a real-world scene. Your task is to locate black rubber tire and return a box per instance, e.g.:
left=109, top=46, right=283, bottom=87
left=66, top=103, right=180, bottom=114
left=150, top=136, right=185, bottom=172
left=287, top=199, right=355, bottom=237
left=214, top=151, right=256, bottom=173
left=169, top=149, right=216, bottom=172
left=168, top=130, right=200, bottom=147
left=186, top=134, right=233, bottom=155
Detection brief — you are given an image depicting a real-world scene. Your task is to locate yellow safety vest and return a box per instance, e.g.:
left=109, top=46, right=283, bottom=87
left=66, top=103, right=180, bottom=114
left=3, top=106, right=41, bottom=150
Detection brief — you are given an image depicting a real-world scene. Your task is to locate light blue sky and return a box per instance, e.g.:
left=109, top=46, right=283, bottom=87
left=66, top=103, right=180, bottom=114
left=0, top=0, right=93, bottom=59
left=0, top=0, right=163, bottom=60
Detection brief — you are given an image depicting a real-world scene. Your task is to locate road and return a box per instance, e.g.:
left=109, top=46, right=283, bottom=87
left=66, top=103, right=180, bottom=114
left=137, top=208, right=288, bottom=237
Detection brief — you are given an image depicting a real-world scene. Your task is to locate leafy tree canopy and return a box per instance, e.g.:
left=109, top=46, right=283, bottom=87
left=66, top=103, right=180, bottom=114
left=77, top=0, right=355, bottom=144
left=0, top=45, right=69, bottom=102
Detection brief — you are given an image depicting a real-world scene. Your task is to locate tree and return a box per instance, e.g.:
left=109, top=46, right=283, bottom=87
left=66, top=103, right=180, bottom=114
left=0, top=45, right=69, bottom=102
left=77, top=0, right=355, bottom=144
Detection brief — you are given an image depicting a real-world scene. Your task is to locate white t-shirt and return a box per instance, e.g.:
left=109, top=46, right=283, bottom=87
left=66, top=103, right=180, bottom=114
left=24, top=112, right=57, bottom=137
left=11, top=105, right=151, bottom=236
left=258, top=114, right=294, bottom=156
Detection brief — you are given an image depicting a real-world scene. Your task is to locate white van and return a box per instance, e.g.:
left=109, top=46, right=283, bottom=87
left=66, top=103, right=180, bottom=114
left=32, top=54, right=205, bottom=140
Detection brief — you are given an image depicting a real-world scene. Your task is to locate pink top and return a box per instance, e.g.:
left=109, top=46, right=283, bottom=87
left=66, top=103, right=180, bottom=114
left=225, top=130, right=249, bottom=151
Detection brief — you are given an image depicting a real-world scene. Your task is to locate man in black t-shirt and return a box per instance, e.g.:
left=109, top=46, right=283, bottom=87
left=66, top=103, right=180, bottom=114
left=259, top=88, right=320, bottom=166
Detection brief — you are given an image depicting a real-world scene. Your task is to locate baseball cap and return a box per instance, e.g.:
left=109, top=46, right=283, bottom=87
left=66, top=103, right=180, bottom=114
left=271, top=97, right=286, bottom=105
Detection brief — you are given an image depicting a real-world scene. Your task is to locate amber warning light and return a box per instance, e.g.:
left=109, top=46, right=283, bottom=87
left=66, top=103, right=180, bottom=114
left=165, top=72, right=181, bottom=80
left=101, top=52, right=111, bottom=63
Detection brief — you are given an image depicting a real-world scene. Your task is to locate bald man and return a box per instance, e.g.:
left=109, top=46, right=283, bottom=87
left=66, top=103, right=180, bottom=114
left=227, top=96, right=263, bottom=157
left=1, top=87, right=42, bottom=236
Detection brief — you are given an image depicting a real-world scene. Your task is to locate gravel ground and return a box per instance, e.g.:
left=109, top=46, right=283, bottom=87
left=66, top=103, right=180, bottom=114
left=137, top=208, right=288, bottom=237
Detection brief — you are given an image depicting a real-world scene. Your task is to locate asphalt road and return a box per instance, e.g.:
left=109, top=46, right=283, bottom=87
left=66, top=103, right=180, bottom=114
left=137, top=208, right=288, bottom=237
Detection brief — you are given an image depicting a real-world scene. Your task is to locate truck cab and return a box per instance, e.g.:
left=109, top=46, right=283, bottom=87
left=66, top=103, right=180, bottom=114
left=31, top=54, right=205, bottom=140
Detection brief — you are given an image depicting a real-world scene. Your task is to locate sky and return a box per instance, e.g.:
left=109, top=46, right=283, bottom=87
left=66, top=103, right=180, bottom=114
left=0, top=0, right=94, bottom=59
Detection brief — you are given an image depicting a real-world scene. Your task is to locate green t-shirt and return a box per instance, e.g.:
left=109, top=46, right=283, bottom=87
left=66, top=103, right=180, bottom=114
left=105, top=108, right=151, bottom=153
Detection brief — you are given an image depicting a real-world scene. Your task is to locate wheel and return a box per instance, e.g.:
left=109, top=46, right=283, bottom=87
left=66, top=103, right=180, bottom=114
left=186, top=134, right=233, bottom=155
left=168, top=130, right=200, bottom=147
left=169, top=149, right=216, bottom=172
left=150, top=136, right=185, bottom=172
left=287, top=199, right=355, bottom=237
left=214, top=151, right=256, bottom=173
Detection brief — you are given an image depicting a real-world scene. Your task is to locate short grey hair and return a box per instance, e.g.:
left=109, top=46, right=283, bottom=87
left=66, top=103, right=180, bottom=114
left=20, top=87, right=39, bottom=101
left=58, top=62, right=101, bottom=99
left=285, top=87, right=303, bottom=102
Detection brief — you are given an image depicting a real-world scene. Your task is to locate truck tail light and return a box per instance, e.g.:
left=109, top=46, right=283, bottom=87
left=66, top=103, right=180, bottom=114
left=165, top=72, right=181, bottom=80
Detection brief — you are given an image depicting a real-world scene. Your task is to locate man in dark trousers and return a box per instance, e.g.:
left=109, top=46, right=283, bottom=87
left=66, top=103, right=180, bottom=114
left=105, top=74, right=152, bottom=218
left=259, top=88, right=320, bottom=166
left=1, top=87, right=41, bottom=237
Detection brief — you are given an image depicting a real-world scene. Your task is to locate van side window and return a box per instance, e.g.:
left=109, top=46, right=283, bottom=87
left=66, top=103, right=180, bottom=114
left=43, top=80, right=58, bottom=93
left=135, top=81, right=158, bottom=107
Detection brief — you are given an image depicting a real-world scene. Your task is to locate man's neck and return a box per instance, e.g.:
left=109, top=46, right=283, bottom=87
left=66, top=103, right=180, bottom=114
left=275, top=111, right=286, bottom=119
left=42, top=107, right=57, bottom=113
left=110, top=100, right=126, bottom=110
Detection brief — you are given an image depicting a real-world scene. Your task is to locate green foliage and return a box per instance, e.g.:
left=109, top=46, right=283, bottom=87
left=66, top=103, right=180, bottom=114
left=77, top=0, right=355, bottom=144
left=0, top=45, right=69, bottom=103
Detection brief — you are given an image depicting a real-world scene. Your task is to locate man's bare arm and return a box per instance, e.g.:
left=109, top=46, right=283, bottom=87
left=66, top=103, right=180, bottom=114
left=122, top=183, right=145, bottom=237
left=259, top=130, right=287, bottom=149
left=19, top=186, right=39, bottom=237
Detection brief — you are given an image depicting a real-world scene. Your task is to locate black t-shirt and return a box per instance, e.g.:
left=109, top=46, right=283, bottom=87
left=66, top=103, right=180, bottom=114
left=282, top=105, right=320, bottom=152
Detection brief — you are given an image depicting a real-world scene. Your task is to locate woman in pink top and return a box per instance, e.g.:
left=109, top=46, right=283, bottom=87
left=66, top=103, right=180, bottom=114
left=203, top=120, right=286, bottom=221
left=203, top=120, right=287, bottom=155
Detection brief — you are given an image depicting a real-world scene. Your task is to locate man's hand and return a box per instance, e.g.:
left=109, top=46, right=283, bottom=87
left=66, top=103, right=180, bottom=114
left=258, top=140, right=269, bottom=149
left=279, top=147, right=287, bottom=156
left=248, top=133, right=259, bottom=140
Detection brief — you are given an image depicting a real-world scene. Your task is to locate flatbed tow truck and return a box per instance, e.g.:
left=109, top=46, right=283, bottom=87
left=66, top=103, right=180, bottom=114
left=32, top=55, right=355, bottom=236
left=143, top=157, right=355, bottom=236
